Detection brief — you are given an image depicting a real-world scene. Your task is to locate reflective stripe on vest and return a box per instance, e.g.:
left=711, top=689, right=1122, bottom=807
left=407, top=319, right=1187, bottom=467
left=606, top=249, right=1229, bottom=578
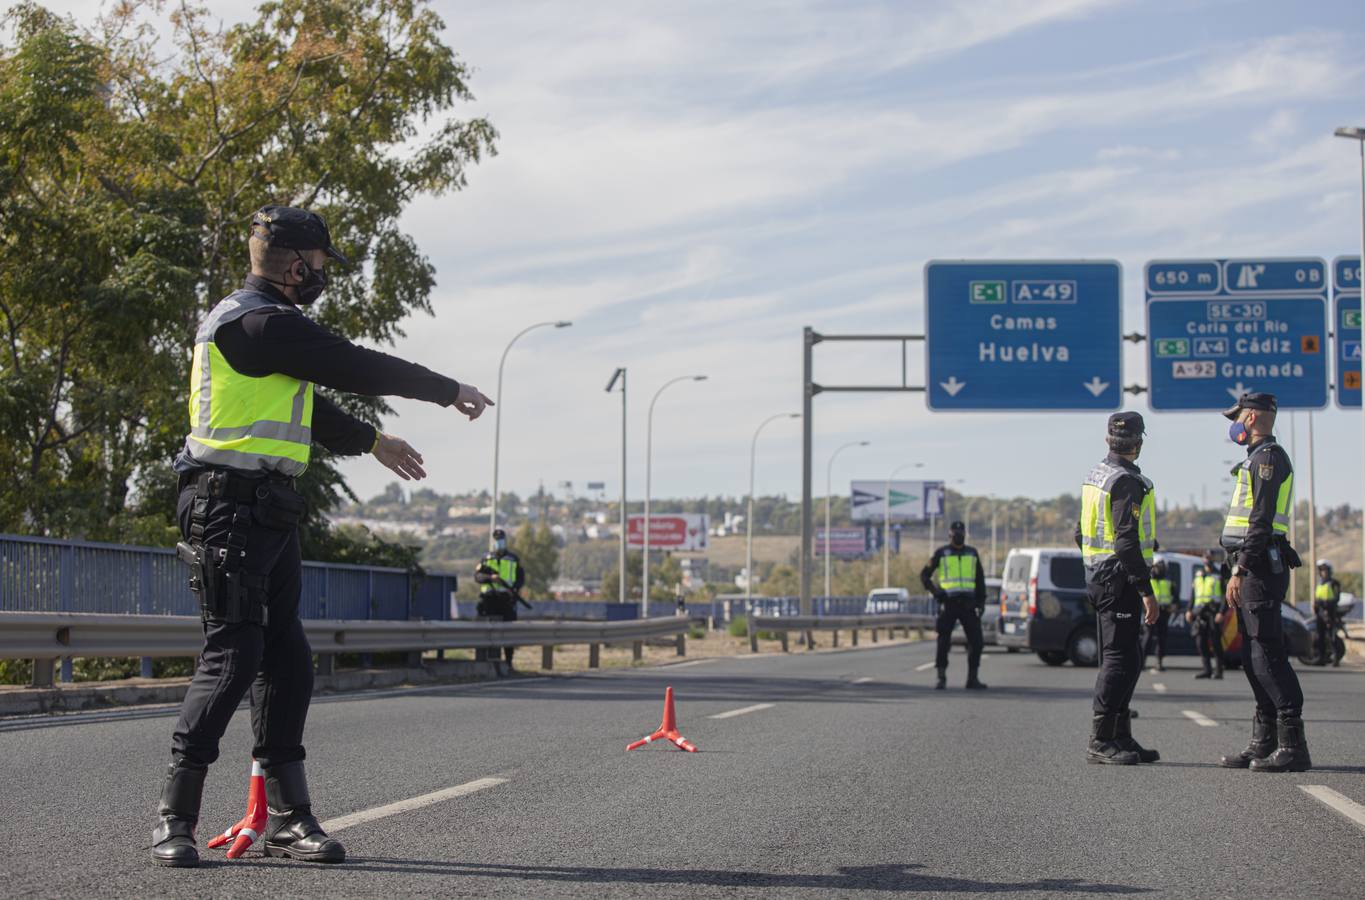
left=938, top=552, right=977, bottom=594
left=184, top=291, right=314, bottom=476
left=1193, top=572, right=1221, bottom=608
left=480, top=555, right=519, bottom=594
left=1152, top=578, right=1172, bottom=606
left=1079, top=459, right=1157, bottom=572
left=1221, top=444, right=1292, bottom=545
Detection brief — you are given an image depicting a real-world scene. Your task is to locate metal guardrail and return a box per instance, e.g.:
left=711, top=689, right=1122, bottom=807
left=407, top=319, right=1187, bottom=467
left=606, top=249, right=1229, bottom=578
left=746, top=611, right=934, bottom=653
left=0, top=612, right=691, bottom=687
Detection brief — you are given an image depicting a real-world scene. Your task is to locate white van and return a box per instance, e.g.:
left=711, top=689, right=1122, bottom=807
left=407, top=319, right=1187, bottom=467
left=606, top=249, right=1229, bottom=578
left=865, top=587, right=909, bottom=614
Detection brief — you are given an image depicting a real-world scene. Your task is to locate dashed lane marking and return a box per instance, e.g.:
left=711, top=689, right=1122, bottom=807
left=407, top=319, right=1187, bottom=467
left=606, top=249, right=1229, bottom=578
left=1299, top=786, right=1365, bottom=832
left=1181, top=709, right=1217, bottom=727
left=1153, top=683, right=1167, bottom=693
left=660, top=659, right=717, bottom=668
left=852, top=677, right=875, bottom=684
left=320, top=777, right=509, bottom=834
left=708, top=703, right=775, bottom=720
left=914, top=662, right=937, bottom=672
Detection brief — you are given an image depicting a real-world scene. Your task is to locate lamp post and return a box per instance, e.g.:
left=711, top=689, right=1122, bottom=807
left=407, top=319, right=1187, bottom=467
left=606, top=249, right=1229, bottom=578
left=747, top=413, right=800, bottom=609
left=643, top=375, right=707, bottom=616
left=824, top=440, right=870, bottom=605
left=882, top=462, right=923, bottom=588
left=606, top=368, right=627, bottom=603
left=1333, top=124, right=1365, bottom=596
left=488, top=320, right=572, bottom=546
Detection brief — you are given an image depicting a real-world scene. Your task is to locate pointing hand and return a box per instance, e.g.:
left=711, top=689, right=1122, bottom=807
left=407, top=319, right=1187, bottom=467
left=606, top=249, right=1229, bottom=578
left=455, top=383, right=494, bottom=420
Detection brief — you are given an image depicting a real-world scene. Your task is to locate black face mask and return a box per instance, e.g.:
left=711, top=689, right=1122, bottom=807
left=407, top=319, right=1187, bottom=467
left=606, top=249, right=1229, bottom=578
left=292, top=252, right=328, bottom=305
left=950, top=532, right=965, bottom=547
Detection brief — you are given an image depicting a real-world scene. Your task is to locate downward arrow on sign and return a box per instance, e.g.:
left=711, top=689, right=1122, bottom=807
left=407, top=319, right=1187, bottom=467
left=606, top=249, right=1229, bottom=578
left=940, top=376, right=966, bottom=397
left=1226, top=381, right=1250, bottom=400
left=1083, top=377, right=1109, bottom=397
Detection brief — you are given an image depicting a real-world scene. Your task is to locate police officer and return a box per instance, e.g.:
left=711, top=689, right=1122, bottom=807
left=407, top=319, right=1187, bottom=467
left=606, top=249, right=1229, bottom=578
left=1143, top=559, right=1175, bottom=671
left=1188, top=552, right=1225, bottom=680
left=1216, top=392, right=1310, bottom=772
left=475, top=528, right=531, bottom=671
left=1312, top=559, right=1342, bottom=666
left=920, top=520, right=988, bottom=690
left=1074, top=412, right=1160, bottom=765
left=153, top=207, right=493, bottom=867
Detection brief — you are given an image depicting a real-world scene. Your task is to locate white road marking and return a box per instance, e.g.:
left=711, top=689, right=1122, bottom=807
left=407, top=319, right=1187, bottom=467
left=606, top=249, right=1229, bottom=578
left=1182, top=709, right=1217, bottom=727
left=852, top=677, right=875, bottom=684
left=914, top=662, right=936, bottom=672
left=320, top=777, right=508, bottom=833
left=1153, top=683, right=1167, bottom=693
left=661, top=659, right=716, bottom=669
left=708, top=703, right=775, bottom=720
left=1299, top=786, right=1365, bottom=832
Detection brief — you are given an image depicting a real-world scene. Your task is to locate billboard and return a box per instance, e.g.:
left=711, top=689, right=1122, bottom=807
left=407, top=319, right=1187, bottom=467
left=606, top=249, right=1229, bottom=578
left=850, top=480, right=945, bottom=522
left=814, top=527, right=874, bottom=559
left=626, top=514, right=709, bottom=551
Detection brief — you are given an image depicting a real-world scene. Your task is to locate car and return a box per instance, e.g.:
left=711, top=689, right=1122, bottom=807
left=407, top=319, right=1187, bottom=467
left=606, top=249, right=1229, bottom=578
left=865, top=587, right=909, bottom=614
left=995, top=547, right=1312, bottom=667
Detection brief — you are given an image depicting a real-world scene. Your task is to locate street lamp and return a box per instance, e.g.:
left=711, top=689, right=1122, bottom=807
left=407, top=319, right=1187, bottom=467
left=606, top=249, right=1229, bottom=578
left=882, top=462, right=923, bottom=588
left=1334, top=124, right=1365, bottom=595
left=824, top=440, right=870, bottom=605
left=747, top=413, right=800, bottom=609
left=643, top=375, right=707, bottom=616
left=488, top=320, right=572, bottom=545
left=606, top=368, right=627, bottom=603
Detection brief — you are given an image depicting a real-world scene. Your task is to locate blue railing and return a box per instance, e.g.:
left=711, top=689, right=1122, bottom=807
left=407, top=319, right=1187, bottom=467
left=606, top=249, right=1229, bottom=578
left=0, top=532, right=457, bottom=621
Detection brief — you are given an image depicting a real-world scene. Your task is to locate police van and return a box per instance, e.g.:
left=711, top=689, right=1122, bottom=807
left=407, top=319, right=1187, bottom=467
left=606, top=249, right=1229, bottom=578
left=997, top=547, right=1222, bottom=666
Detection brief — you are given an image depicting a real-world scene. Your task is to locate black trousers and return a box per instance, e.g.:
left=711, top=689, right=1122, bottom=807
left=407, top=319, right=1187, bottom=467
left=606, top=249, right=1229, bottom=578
left=1313, top=609, right=1339, bottom=660
left=477, top=593, right=518, bottom=662
left=1143, top=607, right=1171, bottom=658
left=171, top=485, right=313, bottom=771
left=1193, top=609, right=1221, bottom=672
left=935, top=597, right=983, bottom=673
left=1235, top=566, right=1303, bottom=718
left=1090, top=578, right=1142, bottom=716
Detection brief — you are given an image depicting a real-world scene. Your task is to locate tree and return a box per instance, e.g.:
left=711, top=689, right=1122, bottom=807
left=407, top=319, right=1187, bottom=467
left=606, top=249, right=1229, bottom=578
left=0, top=1, right=495, bottom=559
left=511, top=522, right=558, bottom=600
left=600, top=550, right=642, bottom=602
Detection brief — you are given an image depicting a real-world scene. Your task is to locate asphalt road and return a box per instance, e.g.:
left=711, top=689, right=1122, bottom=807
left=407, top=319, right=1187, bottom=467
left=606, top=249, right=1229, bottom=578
left=2, top=642, right=1363, bottom=899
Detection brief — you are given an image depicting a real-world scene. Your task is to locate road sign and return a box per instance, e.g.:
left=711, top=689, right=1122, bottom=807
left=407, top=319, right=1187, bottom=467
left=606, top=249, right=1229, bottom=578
left=925, top=260, right=1122, bottom=410
left=850, top=480, right=944, bottom=521
left=626, top=514, right=709, bottom=551
left=1335, top=256, right=1361, bottom=409
left=814, top=527, right=876, bottom=558
left=1144, top=258, right=1328, bottom=410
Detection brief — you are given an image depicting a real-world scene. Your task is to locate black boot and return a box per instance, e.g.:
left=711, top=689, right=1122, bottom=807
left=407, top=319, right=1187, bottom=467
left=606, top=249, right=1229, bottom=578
left=1219, top=709, right=1276, bottom=768
left=1156, top=656, right=1165, bottom=672
left=1087, top=713, right=1139, bottom=765
left=263, top=761, right=346, bottom=863
left=1250, top=715, right=1312, bottom=773
left=935, top=668, right=946, bottom=690
left=1214, top=658, right=1224, bottom=680
left=151, top=763, right=206, bottom=867
left=1194, top=666, right=1211, bottom=679
left=1113, top=709, right=1159, bottom=763
left=964, top=669, right=988, bottom=690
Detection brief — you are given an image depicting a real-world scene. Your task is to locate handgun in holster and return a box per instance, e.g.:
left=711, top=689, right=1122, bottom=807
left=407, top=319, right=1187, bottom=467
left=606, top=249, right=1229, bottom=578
left=177, top=540, right=268, bottom=626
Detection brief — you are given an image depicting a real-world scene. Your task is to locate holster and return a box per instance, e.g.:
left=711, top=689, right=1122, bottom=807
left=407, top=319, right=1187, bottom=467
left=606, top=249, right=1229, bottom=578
left=251, top=480, right=307, bottom=531
left=177, top=469, right=274, bottom=626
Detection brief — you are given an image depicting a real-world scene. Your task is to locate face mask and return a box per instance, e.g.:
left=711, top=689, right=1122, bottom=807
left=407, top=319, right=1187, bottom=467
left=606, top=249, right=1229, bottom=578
left=950, top=533, right=964, bottom=547
left=494, top=539, right=507, bottom=553
left=1228, top=420, right=1250, bottom=445
left=293, top=253, right=328, bottom=305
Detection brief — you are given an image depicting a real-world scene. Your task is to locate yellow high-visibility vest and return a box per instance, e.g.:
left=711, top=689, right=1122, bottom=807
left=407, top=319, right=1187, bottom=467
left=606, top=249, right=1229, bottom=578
left=1152, top=577, right=1172, bottom=607
left=1221, top=444, right=1292, bottom=546
left=1193, top=572, right=1222, bottom=608
left=480, top=554, right=520, bottom=595
left=1079, top=460, right=1156, bottom=573
left=937, top=552, right=978, bottom=595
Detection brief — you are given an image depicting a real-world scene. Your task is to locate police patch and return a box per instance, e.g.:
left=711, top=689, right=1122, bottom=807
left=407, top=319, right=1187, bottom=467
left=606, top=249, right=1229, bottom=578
left=1258, top=462, right=1274, bottom=480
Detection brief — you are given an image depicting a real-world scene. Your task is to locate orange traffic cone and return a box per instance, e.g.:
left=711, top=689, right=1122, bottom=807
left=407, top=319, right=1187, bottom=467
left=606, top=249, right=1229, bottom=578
left=206, top=759, right=267, bottom=858
left=626, top=686, right=699, bottom=752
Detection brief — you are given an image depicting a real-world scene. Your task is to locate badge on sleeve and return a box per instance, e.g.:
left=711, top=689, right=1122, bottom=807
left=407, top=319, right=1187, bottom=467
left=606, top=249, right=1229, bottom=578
left=1258, top=462, right=1274, bottom=480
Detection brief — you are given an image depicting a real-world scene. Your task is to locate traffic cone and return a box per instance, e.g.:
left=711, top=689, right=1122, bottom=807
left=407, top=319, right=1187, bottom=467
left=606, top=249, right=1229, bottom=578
left=206, top=759, right=267, bottom=859
left=626, top=686, right=698, bottom=752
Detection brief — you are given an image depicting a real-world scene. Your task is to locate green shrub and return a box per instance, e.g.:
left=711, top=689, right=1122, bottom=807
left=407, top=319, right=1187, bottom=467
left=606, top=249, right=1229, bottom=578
left=0, top=658, right=34, bottom=685
left=688, top=625, right=706, bottom=640
left=727, top=616, right=749, bottom=637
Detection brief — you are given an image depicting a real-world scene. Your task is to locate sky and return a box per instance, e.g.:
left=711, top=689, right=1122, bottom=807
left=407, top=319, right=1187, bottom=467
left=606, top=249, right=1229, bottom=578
left=47, top=0, right=1365, bottom=511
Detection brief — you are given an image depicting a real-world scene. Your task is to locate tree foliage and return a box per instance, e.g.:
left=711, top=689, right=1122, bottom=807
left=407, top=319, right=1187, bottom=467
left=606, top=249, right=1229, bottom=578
left=0, top=1, right=494, bottom=558
left=511, top=522, right=558, bottom=600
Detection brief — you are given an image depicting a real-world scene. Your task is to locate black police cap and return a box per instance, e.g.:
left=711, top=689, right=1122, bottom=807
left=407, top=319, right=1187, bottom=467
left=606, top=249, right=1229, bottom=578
left=1222, top=391, right=1276, bottom=420
left=948, top=520, right=965, bottom=532
left=250, top=205, right=349, bottom=266
left=1107, top=411, right=1145, bottom=439
left=492, top=528, right=507, bottom=540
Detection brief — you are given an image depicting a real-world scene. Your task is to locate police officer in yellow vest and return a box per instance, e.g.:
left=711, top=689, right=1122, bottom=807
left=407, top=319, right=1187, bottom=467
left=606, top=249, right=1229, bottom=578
left=1312, top=559, right=1342, bottom=666
left=154, top=207, right=493, bottom=867
left=920, top=520, right=988, bottom=690
left=1188, top=552, right=1225, bottom=679
left=1216, top=392, right=1310, bottom=772
left=1143, top=559, right=1176, bottom=671
left=475, top=528, right=531, bottom=671
left=1074, top=412, right=1160, bottom=765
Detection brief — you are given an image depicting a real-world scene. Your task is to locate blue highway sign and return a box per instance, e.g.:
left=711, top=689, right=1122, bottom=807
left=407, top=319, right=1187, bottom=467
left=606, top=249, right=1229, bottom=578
left=1144, top=258, right=1328, bottom=411
left=925, top=260, right=1122, bottom=410
left=1335, top=256, right=1361, bottom=409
